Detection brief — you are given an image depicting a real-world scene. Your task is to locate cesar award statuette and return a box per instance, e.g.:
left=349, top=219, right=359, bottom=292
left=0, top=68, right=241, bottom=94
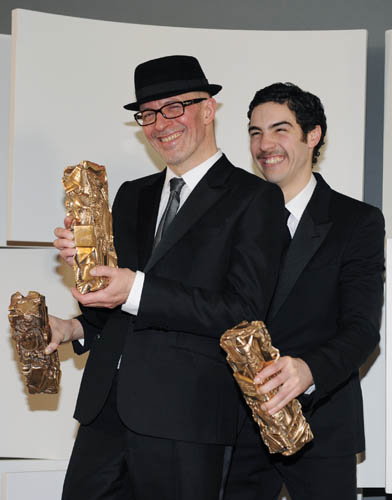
left=220, top=320, right=313, bottom=455
left=8, top=291, right=61, bottom=394
left=62, top=160, right=118, bottom=294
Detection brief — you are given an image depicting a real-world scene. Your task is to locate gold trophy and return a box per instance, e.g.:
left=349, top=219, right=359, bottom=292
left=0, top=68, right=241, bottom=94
left=220, top=320, right=313, bottom=455
left=9, top=291, right=61, bottom=394
left=62, top=160, right=117, bottom=294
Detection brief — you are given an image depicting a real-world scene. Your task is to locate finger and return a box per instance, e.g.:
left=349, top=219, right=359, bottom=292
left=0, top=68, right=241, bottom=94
left=257, top=374, right=284, bottom=395
left=71, top=287, right=108, bottom=306
left=59, top=247, right=76, bottom=258
left=71, top=287, right=86, bottom=302
left=254, top=364, right=282, bottom=385
left=54, top=227, right=74, bottom=240
left=45, top=341, right=59, bottom=355
left=265, top=391, right=295, bottom=415
left=64, top=216, right=73, bottom=229
left=59, top=248, right=75, bottom=267
left=54, top=239, right=76, bottom=253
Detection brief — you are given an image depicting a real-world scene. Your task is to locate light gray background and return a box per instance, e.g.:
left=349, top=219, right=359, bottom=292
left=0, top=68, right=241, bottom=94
left=1, top=1, right=390, bottom=499
left=0, top=0, right=389, bottom=212
left=0, top=34, right=10, bottom=246
left=7, top=12, right=367, bottom=242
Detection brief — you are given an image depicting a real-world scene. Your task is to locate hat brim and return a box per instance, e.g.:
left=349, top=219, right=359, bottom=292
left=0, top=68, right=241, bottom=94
left=123, top=84, right=222, bottom=111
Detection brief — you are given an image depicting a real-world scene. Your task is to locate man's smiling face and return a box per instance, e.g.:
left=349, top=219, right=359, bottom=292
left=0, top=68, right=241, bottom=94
left=249, top=101, right=320, bottom=199
left=141, top=91, right=214, bottom=173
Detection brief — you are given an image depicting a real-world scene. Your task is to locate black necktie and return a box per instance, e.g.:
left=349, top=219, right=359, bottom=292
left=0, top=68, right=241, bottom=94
left=284, top=207, right=292, bottom=252
left=153, top=177, right=185, bottom=250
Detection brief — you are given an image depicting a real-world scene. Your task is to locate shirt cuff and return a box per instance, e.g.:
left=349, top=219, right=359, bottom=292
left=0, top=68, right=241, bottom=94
left=121, top=270, right=145, bottom=316
left=304, top=383, right=316, bottom=395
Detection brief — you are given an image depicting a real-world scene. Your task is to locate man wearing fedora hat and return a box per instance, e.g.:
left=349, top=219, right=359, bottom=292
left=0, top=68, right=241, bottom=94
left=51, top=55, right=286, bottom=500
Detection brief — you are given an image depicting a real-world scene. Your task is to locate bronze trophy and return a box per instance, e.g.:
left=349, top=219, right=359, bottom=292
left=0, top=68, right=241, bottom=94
left=220, top=320, right=313, bottom=455
left=9, top=291, right=61, bottom=394
left=62, top=160, right=117, bottom=294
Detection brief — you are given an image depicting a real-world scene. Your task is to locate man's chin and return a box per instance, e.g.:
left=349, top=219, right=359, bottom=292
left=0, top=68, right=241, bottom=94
left=261, top=172, right=285, bottom=186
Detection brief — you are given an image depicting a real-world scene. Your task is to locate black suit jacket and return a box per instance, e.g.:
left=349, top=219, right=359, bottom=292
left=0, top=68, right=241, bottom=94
left=266, top=173, right=384, bottom=457
left=73, top=155, right=286, bottom=445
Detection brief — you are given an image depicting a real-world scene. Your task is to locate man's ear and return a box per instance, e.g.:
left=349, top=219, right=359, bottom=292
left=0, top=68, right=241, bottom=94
left=203, top=97, right=217, bottom=125
left=307, top=125, right=322, bottom=148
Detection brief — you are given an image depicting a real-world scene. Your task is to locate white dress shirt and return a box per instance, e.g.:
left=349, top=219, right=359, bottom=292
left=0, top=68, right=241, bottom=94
left=121, top=149, right=223, bottom=316
left=285, top=174, right=317, bottom=238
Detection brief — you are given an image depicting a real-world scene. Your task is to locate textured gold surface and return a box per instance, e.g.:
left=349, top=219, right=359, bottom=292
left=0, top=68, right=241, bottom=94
left=63, top=160, right=117, bottom=294
left=220, top=320, right=313, bottom=455
left=8, top=291, right=61, bottom=394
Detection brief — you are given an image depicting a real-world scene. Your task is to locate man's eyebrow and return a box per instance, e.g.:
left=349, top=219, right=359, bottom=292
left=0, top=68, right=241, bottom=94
left=248, top=120, right=294, bottom=133
left=270, top=120, right=293, bottom=128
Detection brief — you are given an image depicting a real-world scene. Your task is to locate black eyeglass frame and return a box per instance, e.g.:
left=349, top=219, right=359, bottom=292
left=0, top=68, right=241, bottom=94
left=134, top=98, right=207, bottom=126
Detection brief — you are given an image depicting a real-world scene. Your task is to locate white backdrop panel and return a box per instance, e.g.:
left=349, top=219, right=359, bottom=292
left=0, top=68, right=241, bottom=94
left=0, top=34, right=10, bottom=246
left=357, top=303, right=386, bottom=488
left=383, top=31, right=392, bottom=238
left=8, top=10, right=367, bottom=243
left=386, top=240, right=392, bottom=494
left=0, top=248, right=87, bottom=459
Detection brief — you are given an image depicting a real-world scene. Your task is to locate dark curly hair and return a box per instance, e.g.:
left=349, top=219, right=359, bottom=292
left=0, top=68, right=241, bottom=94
left=248, top=82, right=327, bottom=165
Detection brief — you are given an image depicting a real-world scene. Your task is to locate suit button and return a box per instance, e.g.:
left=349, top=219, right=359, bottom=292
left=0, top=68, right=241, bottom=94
left=94, top=333, right=101, bottom=341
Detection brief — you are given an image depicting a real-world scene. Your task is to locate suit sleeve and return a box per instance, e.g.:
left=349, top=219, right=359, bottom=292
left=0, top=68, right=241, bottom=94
left=136, top=184, right=286, bottom=338
left=71, top=309, right=113, bottom=354
left=301, top=206, right=384, bottom=402
left=70, top=180, right=136, bottom=355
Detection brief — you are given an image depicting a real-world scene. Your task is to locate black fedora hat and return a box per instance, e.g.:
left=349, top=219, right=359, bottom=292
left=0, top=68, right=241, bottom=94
left=123, top=55, right=222, bottom=111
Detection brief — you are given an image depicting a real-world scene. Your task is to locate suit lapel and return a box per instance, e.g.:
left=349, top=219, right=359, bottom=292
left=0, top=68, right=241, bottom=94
left=268, top=174, right=333, bottom=321
left=143, top=156, right=232, bottom=274
left=137, top=170, right=165, bottom=270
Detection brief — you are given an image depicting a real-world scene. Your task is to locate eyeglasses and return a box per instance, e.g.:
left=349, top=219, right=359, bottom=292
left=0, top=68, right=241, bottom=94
left=134, top=98, right=207, bottom=126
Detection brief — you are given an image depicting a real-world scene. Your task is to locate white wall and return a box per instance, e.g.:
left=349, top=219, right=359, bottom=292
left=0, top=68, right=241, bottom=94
left=8, top=10, right=367, bottom=243
left=383, top=31, right=392, bottom=238
left=0, top=34, right=10, bottom=246
left=0, top=460, right=67, bottom=500
left=1, top=9, right=386, bottom=492
left=0, top=248, right=87, bottom=459
left=386, top=240, right=392, bottom=494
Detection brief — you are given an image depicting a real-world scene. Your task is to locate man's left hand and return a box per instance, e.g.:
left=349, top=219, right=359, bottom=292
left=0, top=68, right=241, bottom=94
left=72, top=266, right=136, bottom=309
left=254, top=356, right=313, bottom=415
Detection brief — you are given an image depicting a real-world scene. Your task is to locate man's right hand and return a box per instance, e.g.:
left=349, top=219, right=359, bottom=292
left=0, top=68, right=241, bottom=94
left=53, top=216, right=75, bottom=266
left=45, top=315, right=84, bottom=354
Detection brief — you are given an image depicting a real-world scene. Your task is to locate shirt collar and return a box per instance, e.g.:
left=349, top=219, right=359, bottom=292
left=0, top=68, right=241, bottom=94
left=285, top=174, right=317, bottom=222
left=164, top=150, right=222, bottom=191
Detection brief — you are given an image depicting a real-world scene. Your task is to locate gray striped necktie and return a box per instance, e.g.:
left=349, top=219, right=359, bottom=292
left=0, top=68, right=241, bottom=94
left=153, top=177, right=185, bottom=250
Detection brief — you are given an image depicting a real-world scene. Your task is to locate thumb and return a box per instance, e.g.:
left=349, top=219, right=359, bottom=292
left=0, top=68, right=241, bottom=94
left=45, top=341, right=59, bottom=355
left=90, top=265, right=114, bottom=278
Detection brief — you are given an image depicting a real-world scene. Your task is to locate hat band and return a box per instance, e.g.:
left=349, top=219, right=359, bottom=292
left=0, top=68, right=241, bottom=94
left=137, top=78, right=210, bottom=100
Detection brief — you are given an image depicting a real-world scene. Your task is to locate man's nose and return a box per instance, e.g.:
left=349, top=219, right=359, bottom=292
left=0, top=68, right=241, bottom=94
left=154, top=110, right=171, bottom=130
left=259, top=133, right=276, bottom=152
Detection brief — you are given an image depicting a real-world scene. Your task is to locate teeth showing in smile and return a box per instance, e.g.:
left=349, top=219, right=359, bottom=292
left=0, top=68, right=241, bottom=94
left=160, top=132, right=182, bottom=143
left=263, top=155, right=285, bottom=165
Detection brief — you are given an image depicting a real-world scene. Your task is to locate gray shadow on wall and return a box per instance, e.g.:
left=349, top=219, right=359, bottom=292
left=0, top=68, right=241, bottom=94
left=54, top=254, right=76, bottom=291
left=124, top=120, right=165, bottom=172
left=53, top=255, right=89, bottom=372
left=12, top=343, right=87, bottom=412
left=8, top=330, right=60, bottom=411
left=359, top=344, right=380, bottom=380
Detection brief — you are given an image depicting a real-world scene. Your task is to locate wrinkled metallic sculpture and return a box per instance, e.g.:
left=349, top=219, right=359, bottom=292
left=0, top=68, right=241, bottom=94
left=220, top=320, right=313, bottom=456
left=8, top=291, right=61, bottom=394
left=63, top=160, right=117, bottom=294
